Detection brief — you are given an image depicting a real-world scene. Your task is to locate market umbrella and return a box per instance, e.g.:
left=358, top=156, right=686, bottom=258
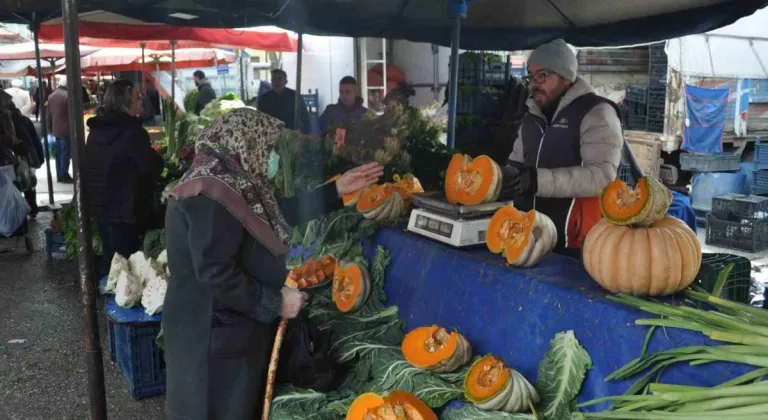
left=62, top=46, right=236, bottom=72
left=39, top=10, right=298, bottom=52
left=0, top=41, right=99, bottom=60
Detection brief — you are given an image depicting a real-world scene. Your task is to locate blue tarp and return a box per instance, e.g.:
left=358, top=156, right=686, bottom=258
left=3, top=1, right=768, bottom=51
left=682, top=84, right=730, bottom=154
left=362, top=227, right=749, bottom=412
left=670, top=190, right=697, bottom=234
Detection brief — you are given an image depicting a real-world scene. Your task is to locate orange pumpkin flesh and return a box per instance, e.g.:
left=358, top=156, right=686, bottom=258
left=285, top=255, right=337, bottom=289
left=326, top=174, right=362, bottom=207
left=402, top=326, right=458, bottom=368
left=445, top=154, right=500, bottom=206
left=486, top=207, right=537, bottom=261
left=346, top=391, right=436, bottom=420
left=346, top=393, right=385, bottom=420
left=601, top=176, right=672, bottom=226
left=357, top=184, right=394, bottom=213
left=583, top=216, right=702, bottom=296
left=464, top=355, right=511, bottom=403
left=332, top=262, right=371, bottom=313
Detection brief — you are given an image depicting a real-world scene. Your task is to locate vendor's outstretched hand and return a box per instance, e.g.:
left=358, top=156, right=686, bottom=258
left=335, top=162, right=384, bottom=197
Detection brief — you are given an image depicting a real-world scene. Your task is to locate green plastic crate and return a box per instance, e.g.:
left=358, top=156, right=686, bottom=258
left=696, top=253, right=752, bottom=304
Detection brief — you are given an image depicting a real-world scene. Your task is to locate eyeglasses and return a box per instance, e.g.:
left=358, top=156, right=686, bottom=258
left=523, top=70, right=554, bottom=85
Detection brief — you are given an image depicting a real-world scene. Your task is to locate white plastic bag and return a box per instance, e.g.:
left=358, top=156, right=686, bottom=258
left=0, top=165, right=29, bottom=237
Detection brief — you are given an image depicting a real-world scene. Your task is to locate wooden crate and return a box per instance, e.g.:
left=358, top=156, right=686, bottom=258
left=624, top=130, right=662, bottom=180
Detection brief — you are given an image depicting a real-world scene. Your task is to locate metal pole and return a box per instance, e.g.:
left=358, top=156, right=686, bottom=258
left=171, top=40, right=176, bottom=111
left=238, top=49, right=246, bottom=101
left=294, top=33, right=304, bottom=132
left=61, top=0, right=108, bottom=417
left=141, top=42, right=146, bottom=96
left=446, top=16, right=461, bottom=149
left=432, top=44, right=440, bottom=102
left=31, top=20, right=55, bottom=206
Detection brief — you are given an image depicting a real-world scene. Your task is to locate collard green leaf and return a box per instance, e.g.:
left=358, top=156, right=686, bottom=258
left=442, top=404, right=536, bottom=420
left=535, top=330, right=592, bottom=420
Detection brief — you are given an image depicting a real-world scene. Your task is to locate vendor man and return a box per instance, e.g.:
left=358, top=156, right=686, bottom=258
left=502, top=39, right=624, bottom=258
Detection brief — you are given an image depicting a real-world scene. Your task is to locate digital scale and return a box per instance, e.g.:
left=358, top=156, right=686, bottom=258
left=407, top=192, right=513, bottom=248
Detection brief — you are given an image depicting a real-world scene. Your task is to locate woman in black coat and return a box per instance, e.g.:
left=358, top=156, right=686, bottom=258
left=163, top=107, right=382, bottom=420
left=84, top=80, right=164, bottom=276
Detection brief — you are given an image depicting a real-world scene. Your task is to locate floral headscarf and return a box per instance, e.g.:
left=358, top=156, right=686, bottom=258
left=169, top=107, right=289, bottom=256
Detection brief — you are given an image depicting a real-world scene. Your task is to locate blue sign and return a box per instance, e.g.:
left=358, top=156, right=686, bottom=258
left=217, top=64, right=229, bottom=75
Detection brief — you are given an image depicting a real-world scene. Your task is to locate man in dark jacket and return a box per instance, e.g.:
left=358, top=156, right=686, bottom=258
left=319, top=76, right=367, bottom=133
left=85, top=80, right=165, bottom=276
left=193, top=70, right=217, bottom=115
left=258, top=69, right=310, bottom=133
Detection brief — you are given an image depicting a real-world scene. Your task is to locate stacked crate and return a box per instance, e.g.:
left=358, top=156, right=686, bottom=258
left=454, top=52, right=513, bottom=149
left=707, top=193, right=768, bottom=253
left=645, top=43, right=667, bottom=133
left=624, top=83, right=648, bottom=131
left=753, top=137, right=768, bottom=195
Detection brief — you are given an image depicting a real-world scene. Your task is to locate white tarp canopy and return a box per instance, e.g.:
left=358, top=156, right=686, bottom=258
left=666, top=7, right=768, bottom=79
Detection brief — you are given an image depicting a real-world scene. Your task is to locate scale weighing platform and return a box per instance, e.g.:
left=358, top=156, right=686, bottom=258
left=406, top=192, right=513, bottom=248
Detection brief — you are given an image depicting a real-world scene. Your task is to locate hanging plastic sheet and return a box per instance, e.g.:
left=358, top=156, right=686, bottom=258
left=682, top=84, right=729, bottom=154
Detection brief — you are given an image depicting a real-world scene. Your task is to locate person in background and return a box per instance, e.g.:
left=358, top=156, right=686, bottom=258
left=319, top=76, right=367, bottom=133
left=257, top=69, right=310, bottom=133
left=193, top=70, right=217, bottom=115
left=5, top=80, right=32, bottom=117
left=46, top=77, right=73, bottom=184
left=163, top=107, right=382, bottom=420
left=1, top=91, right=44, bottom=218
left=31, top=80, right=52, bottom=121
left=84, top=80, right=164, bottom=277
left=501, top=39, right=625, bottom=259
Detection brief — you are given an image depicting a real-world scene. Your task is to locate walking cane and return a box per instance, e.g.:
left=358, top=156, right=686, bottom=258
left=261, top=317, right=289, bottom=420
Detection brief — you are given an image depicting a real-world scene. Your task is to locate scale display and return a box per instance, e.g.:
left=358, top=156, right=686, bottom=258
left=414, top=213, right=454, bottom=238
left=407, top=208, right=490, bottom=247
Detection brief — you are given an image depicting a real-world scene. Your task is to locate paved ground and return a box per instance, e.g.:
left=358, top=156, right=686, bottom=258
left=0, top=212, right=166, bottom=420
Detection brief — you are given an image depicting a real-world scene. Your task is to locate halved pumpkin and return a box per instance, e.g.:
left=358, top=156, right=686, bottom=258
left=464, top=355, right=540, bottom=413
left=486, top=206, right=557, bottom=267
left=402, top=326, right=472, bottom=373
left=285, top=255, right=338, bottom=289
left=326, top=174, right=363, bottom=207
left=445, top=154, right=501, bottom=206
left=332, top=262, right=371, bottom=313
left=346, top=391, right=436, bottom=420
left=356, top=183, right=405, bottom=222
left=600, top=176, right=672, bottom=226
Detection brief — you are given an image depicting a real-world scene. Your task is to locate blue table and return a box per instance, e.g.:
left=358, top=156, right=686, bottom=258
left=359, top=227, right=748, bottom=411
left=104, top=295, right=162, bottom=325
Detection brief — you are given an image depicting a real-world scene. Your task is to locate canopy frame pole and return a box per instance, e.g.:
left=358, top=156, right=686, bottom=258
left=171, top=40, right=177, bottom=112
left=294, top=32, right=304, bottom=132
left=61, top=0, right=108, bottom=417
left=141, top=42, right=147, bottom=96
left=239, top=49, right=247, bottom=101
left=31, top=18, right=55, bottom=206
left=446, top=0, right=468, bottom=149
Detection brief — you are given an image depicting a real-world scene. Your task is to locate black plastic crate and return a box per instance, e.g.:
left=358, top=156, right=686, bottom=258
left=706, top=212, right=768, bottom=253
left=648, top=91, right=666, bottom=103
left=626, top=116, right=647, bottom=131
left=456, top=85, right=505, bottom=118
left=458, top=54, right=511, bottom=87
left=455, top=121, right=498, bottom=148
left=696, top=253, right=752, bottom=304
left=712, top=194, right=768, bottom=220
left=626, top=84, right=648, bottom=103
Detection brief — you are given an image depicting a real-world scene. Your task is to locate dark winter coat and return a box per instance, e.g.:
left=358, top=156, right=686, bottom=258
left=163, top=182, right=342, bottom=420
left=194, top=80, right=217, bottom=115
left=84, top=112, right=164, bottom=229
left=319, top=97, right=367, bottom=133
left=257, top=88, right=311, bottom=133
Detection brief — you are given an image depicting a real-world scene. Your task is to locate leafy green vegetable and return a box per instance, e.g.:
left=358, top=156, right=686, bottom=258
left=442, top=405, right=536, bottom=420
left=183, top=89, right=198, bottom=114
left=536, top=331, right=593, bottom=420
left=59, top=202, right=102, bottom=260
left=142, top=229, right=166, bottom=259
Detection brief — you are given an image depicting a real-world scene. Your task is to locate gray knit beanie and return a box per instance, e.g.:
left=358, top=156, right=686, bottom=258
left=528, top=39, right=577, bottom=82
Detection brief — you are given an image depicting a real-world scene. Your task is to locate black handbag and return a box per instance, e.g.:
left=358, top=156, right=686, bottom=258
left=277, top=312, right=342, bottom=392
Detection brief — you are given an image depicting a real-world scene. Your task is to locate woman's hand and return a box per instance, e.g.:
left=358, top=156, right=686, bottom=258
left=280, top=287, right=309, bottom=319
left=335, top=162, right=384, bottom=197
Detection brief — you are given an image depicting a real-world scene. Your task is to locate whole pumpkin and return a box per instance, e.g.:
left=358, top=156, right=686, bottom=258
left=582, top=216, right=702, bottom=296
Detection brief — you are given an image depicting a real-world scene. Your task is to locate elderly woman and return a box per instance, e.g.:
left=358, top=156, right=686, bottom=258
left=84, top=80, right=164, bottom=276
left=163, top=107, right=382, bottom=420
